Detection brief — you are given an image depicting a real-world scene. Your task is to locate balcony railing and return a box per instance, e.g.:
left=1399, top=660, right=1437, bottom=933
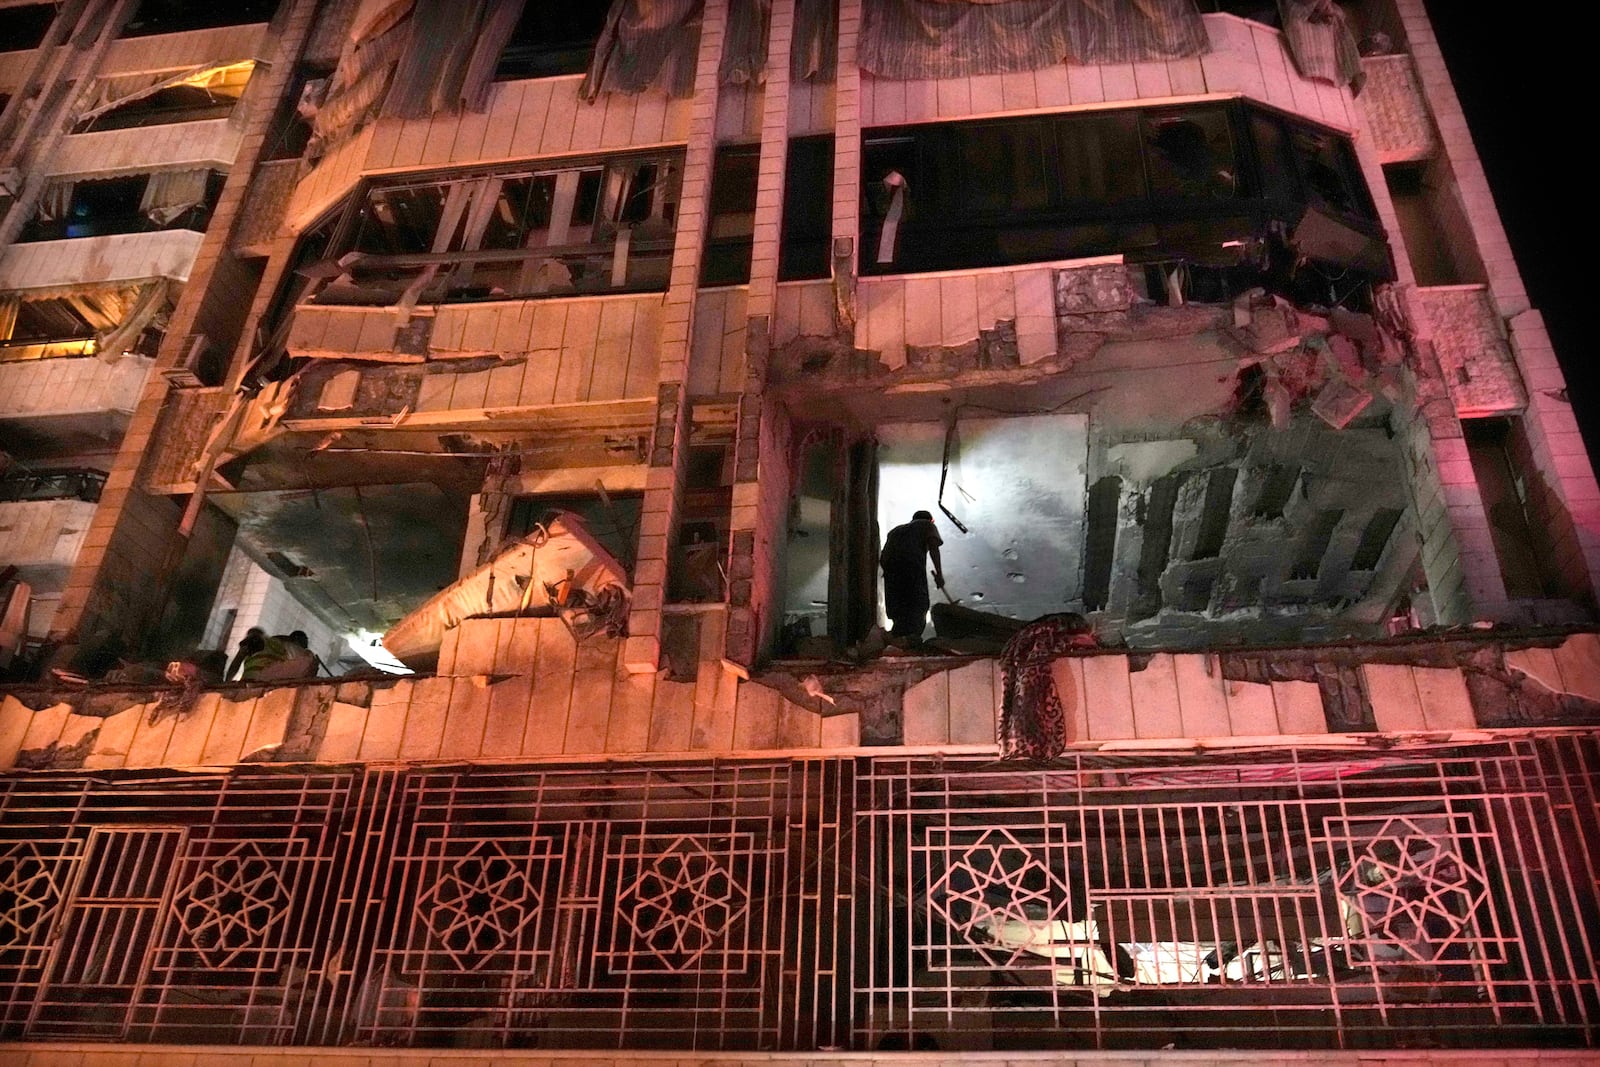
left=0, top=738, right=1596, bottom=1051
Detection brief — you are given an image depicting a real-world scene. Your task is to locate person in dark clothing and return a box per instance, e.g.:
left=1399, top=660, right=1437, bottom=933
left=225, top=627, right=266, bottom=681
left=880, top=510, right=945, bottom=643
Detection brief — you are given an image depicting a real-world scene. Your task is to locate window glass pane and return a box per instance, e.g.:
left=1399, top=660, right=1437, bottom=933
left=708, top=146, right=760, bottom=238
left=355, top=185, right=445, bottom=254
left=480, top=175, right=556, bottom=250
left=1249, top=112, right=1301, bottom=203
left=1144, top=108, right=1238, bottom=200
left=1057, top=112, right=1145, bottom=205
left=1289, top=122, right=1372, bottom=218
left=956, top=122, right=1050, bottom=214
left=703, top=144, right=760, bottom=285
left=780, top=135, right=835, bottom=281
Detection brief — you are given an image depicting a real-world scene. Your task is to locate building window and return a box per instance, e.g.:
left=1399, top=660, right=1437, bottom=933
left=313, top=152, right=682, bottom=306
left=779, top=135, right=834, bottom=281
left=73, top=62, right=255, bottom=133
left=859, top=101, right=1384, bottom=282
left=701, top=143, right=760, bottom=286
left=494, top=2, right=610, bottom=80
left=119, top=0, right=279, bottom=37
left=19, top=171, right=225, bottom=243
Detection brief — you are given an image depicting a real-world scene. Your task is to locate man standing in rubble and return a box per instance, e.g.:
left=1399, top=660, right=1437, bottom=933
left=880, top=510, right=945, bottom=644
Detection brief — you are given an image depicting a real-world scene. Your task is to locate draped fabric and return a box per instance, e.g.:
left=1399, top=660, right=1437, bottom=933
left=380, top=0, right=528, bottom=119
left=580, top=0, right=704, bottom=100
left=36, top=180, right=74, bottom=223
left=310, top=0, right=524, bottom=153
left=859, top=0, right=1207, bottom=80
left=1060, top=0, right=1209, bottom=64
left=997, top=614, right=1098, bottom=761
left=792, top=0, right=838, bottom=81
left=0, top=295, right=18, bottom=343
left=309, top=11, right=411, bottom=152
left=140, top=169, right=210, bottom=226
left=721, top=0, right=771, bottom=85
left=1277, top=0, right=1364, bottom=91
left=93, top=280, right=171, bottom=364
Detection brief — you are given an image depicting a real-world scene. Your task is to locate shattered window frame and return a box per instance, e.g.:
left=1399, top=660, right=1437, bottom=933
left=313, top=150, right=685, bottom=307
left=859, top=100, right=1386, bottom=279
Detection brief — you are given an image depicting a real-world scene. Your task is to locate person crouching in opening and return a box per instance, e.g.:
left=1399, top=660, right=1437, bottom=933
left=880, top=509, right=945, bottom=645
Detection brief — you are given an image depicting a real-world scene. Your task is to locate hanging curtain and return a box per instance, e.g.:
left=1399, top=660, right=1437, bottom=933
left=1277, top=0, right=1364, bottom=91
left=1060, top=0, right=1209, bottom=64
left=721, top=0, right=770, bottom=85
left=309, top=13, right=412, bottom=152
left=140, top=169, right=211, bottom=226
left=792, top=0, right=838, bottom=81
left=36, top=180, right=74, bottom=223
left=379, top=0, right=527, bottom=119
left=93, top=280, right=171, bottom=364
left=580, top=0, right=705, bottom=101
left=859, top=0, right=1206, bottom=80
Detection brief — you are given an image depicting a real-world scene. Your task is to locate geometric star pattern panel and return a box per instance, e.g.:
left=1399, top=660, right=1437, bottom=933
left=0, top=739, right=1595, bottom=1051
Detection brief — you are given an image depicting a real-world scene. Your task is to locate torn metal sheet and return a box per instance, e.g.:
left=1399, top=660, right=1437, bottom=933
left=383, top=510, right=630, bottom=668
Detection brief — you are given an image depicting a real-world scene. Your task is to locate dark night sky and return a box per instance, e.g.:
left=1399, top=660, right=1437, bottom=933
left=1425, top=2, right=1595, bottom=454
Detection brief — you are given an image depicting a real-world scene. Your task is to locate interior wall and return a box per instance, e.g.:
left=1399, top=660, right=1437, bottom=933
left=877, top=414, right=1090, bottom=623
left=783, top=440, right=835, bottom=642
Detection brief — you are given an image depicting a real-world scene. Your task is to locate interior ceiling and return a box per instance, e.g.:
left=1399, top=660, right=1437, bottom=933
left=217, top=482, right=470, bottom=634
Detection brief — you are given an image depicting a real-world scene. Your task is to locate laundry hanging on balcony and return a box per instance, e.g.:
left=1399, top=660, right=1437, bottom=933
left=858, top=0, right=1207, bottom=81
left=580, top=0, right=704, bottom=100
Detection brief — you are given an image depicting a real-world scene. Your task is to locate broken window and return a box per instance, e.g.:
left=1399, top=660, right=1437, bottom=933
left=19, top=170, right=224, bottom=242
left=314, top=152, right=681, bottom=306
left=119, top=0, right=279, bottom=37
left=702, top=143, right=760, bottom=286
left=860, top=101, right=1385, bottom=282
left=494, top=1, right=610, bottom=80
left=73, top=61, right=255, bottom=132
left=779, top=135, right=834, bottom=281
left=0, top=4, right=55, bottom=51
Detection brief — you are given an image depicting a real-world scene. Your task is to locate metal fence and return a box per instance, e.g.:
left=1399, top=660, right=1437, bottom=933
left=1, top=737, right=1596, bottom=1051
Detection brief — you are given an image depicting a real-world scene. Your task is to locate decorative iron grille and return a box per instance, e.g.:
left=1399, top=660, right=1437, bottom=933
left=0, top=737, right=1595, bottom=1051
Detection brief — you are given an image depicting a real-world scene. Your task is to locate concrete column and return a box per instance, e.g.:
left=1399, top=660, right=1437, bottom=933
left=1393, top=0, right=1600, bottom=613
left=624, top=0, right=732, bottom=673
left=49, top=0, right=323, bottom=663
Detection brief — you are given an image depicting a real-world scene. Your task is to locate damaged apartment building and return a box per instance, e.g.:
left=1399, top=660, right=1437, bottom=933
left=3, top=0, right=1600, bottom=1061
